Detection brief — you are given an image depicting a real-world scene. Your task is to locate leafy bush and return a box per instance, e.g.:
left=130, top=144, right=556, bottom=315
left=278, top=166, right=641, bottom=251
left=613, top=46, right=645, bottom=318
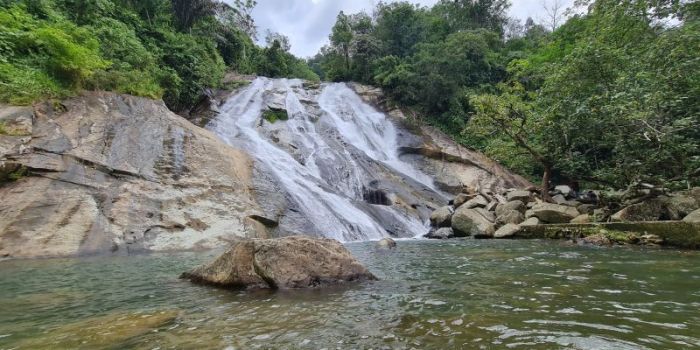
left=0, top=0, right=317, bottom=110
left=262, top=109, right=288, bottom=123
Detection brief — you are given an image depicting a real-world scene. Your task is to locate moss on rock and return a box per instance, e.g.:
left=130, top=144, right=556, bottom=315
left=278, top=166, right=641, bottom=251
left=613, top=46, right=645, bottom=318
left=514, top=221, right=700, bottom=249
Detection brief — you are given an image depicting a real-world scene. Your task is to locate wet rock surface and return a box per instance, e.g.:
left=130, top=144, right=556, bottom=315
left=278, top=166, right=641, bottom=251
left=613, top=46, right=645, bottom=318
left=181, top=236, right=377, bottom=289
left=0, top=92, right=260, bottom=258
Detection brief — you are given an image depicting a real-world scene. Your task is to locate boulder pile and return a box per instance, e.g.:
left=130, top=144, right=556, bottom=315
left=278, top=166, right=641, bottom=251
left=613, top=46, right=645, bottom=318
left=426, top=184, right=700, bottom=240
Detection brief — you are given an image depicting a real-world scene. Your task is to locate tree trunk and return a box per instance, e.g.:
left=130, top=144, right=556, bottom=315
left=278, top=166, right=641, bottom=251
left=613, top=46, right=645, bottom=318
left=541, top=164, right=552, bottom=202
left=343, top=46, right=350, bottom=73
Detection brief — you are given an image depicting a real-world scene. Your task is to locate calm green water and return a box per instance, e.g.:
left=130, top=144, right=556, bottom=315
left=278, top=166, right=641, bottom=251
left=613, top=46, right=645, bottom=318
left=1, top=240, right=699, bottom=349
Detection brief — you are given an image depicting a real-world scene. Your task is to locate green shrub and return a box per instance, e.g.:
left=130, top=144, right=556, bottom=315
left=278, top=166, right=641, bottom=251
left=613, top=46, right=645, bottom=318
left=262, top=109, right=288, bottom=123
left=160, top=31, right=225, bottom=111
left=0, top=62, right=63, bottom=104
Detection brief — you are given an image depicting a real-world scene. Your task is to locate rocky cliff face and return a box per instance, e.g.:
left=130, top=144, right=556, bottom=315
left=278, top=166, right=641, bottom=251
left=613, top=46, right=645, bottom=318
left=0, top=92, right=262, bottom=259
left=0, top=79, right=531, bottom=259
left=349, top=83, right=531, bottom=193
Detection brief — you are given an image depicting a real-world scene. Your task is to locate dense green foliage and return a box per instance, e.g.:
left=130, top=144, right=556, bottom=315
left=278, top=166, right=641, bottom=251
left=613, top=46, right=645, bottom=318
left=0, top=0, right=318, bottom=111
left=314, top=0, right=699, bottom=191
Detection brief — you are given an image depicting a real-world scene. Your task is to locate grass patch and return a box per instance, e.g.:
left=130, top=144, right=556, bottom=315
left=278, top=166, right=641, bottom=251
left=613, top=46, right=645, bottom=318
left=0, top=120, right=33, bottom=136
left=0, top=164, right=28, bottom=186
left=262, top=109, right=288, bottom=123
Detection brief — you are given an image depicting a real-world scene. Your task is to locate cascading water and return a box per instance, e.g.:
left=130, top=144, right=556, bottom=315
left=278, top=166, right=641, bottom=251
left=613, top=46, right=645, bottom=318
left=208, top=78, right=444, bottom=242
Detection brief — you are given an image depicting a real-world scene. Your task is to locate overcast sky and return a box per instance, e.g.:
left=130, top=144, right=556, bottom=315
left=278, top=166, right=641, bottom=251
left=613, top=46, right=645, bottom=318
left=249, top=0, right=576, bottom=58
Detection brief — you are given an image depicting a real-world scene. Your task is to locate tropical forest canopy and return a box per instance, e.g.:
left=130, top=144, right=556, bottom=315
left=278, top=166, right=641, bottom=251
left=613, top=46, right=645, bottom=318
left=0, top=0, right=698, bottom=192
left=311, top=0, right=699, bottom=192
left=0, top=0, right=318, bottom=111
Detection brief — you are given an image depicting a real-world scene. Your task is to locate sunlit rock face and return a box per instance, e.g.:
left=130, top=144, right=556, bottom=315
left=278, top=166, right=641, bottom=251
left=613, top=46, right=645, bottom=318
left=0, top=78, right=530, bottom=258
left=0, top=92, right=261, bottom=259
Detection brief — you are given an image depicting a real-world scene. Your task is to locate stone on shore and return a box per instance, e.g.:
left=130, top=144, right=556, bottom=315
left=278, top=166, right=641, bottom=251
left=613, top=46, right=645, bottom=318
left=451, top=207, right=496, bottom=237
left=496, top=210, right=524, bottom=226
left=430, top=206, right=454, bottom=228
left=520, top=217, right=540, bottom=226
left=181, top=236, right=377, bottom=289
left=464, top=195, right=489, bottom=209
left=684, top=209, right=700, bottom=223
left=571, top=214, right=592, bottom=224
left=494, top=224, right=521, bottom=238
left=453, top=193, right=474, bottom=208
left=507, top=190, right=532, bottom=202
left=495, top=200, right=525, bottom=216
left=610, top=198, right=668, bottom=222
left=526, top=203, right=580, bottom=224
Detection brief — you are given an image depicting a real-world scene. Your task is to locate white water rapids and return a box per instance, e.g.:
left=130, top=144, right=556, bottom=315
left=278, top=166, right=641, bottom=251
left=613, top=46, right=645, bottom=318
left=208, top=78, right=442, bottom=242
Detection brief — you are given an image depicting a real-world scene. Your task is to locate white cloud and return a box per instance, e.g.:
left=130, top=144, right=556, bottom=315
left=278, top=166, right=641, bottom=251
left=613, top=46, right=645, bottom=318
left=249, top=0, right=576, bottom=58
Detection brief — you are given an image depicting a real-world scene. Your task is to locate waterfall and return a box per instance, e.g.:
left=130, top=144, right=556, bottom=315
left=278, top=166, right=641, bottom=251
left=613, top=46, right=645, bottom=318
left=208, top=78, right=442, bottom=242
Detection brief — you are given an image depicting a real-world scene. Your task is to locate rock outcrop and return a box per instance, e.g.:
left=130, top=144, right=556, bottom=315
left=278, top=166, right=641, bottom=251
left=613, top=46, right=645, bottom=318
left=1, top=92, right=263, bottom=259
left=181, top=236, right=377, bottom=289
left=349, top=83, right=532, bottom=194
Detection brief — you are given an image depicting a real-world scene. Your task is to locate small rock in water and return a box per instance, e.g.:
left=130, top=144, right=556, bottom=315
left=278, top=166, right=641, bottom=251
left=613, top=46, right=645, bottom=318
left=425, top=227, right=454, bottom=239
left=377, top=237, right=397, bottom=249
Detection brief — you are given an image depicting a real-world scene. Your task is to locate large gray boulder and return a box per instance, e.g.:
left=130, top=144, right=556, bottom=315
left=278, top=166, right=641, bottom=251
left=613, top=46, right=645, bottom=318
left=451, top=206, right=496, bottom=237
left=494, top=223, right=521, bottom=238
left=430, top=206, right=454, bottom=227
left=520, top=217, right=540, bottom=226
left=496, top=210, right=525, bottom=226
left=554, top=185, right=573, bottom=197
left=507, top=190, right=532, bottom=202
left=453, top=193, right=474, bottom=208
left=495, top=200, right=525, bottom=216
left=665, top=194, right=699, bottom=220
left=181, top=236, right=377, bottom=289
left=610, top=197, right=669, bottom=222
left=464, top=195, right=489, bottom=209
left=684, top=209, right=700, bottom=223
left=526, top=203, right=580, bottom=224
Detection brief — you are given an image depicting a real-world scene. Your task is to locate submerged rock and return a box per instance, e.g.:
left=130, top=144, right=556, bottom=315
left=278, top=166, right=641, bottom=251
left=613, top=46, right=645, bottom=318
left=14, top=310, right=178, bottom=349
left=377, top=237, right=397, bottom=249
left=581, top=234, right=612, bottom=246
left=181, top=236, right=377, bottom=289
left=425, top=227, right=455, bottom=239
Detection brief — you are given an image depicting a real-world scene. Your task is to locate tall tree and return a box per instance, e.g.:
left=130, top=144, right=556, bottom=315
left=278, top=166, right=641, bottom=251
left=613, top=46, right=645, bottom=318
left=330, top=11, right=353, bottom=73
left=265, top=30, right=291, bottom=52
left=171, top=0, right=219, bottom=31
left=434, top=0, right=510, bottom=35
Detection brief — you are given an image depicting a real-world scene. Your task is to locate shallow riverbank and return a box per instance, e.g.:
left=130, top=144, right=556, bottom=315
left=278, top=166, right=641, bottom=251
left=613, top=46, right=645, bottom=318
left=1, top=240, right=698, bottom=349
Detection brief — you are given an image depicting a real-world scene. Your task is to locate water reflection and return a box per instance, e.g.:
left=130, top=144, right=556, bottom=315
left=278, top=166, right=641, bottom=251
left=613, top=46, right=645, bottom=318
left=0, top=240, right=699, bottom=349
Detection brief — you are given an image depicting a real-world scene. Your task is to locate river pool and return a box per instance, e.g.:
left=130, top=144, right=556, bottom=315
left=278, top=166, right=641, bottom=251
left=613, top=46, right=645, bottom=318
left=0, top=239, right=699, bottom=349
